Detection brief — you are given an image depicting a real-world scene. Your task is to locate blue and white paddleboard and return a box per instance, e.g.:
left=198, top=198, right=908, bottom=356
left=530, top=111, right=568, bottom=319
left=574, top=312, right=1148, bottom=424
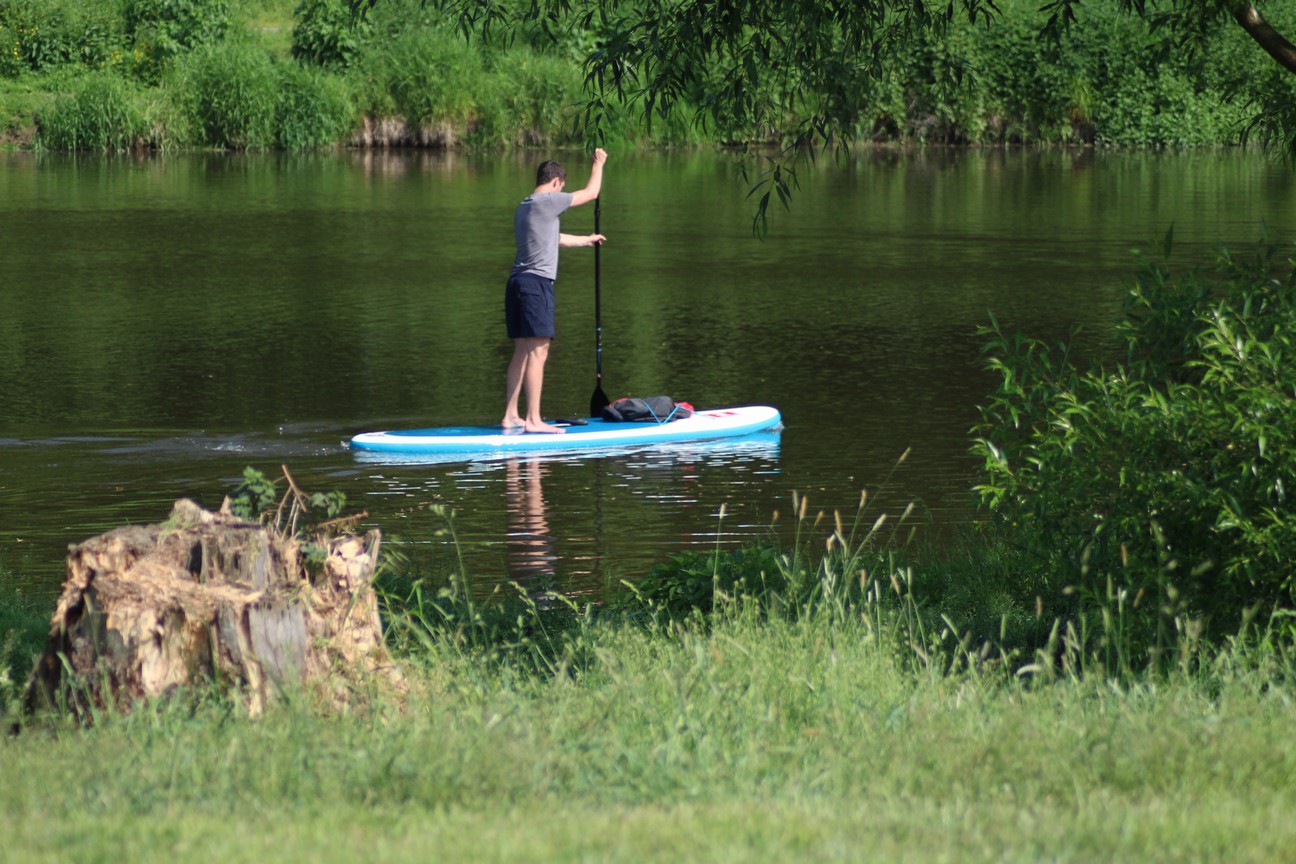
left=349, top=405, right=782, bottom=457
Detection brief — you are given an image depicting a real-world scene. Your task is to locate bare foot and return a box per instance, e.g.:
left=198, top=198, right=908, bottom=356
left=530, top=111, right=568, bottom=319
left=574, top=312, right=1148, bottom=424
left=502, top=416, right=524, bottom=429
left=524, top=420, right=566, bottom=434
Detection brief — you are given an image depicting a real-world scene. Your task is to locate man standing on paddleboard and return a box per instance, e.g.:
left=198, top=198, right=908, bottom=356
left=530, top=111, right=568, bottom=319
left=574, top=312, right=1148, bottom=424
left=503, top=148, right=608, bottom=433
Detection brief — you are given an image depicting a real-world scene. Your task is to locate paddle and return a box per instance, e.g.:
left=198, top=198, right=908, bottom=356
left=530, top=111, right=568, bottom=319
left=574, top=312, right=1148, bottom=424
left=589, top=195, right=610, bottom=417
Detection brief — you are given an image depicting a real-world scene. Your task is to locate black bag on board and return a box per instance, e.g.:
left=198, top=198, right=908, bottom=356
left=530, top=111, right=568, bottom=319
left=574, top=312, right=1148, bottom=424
left=601, top=396, right=695, bottom=423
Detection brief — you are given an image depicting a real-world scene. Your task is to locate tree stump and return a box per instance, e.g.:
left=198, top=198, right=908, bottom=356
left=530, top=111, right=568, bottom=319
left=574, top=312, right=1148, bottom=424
left=23, top=498, right=398, bottom=720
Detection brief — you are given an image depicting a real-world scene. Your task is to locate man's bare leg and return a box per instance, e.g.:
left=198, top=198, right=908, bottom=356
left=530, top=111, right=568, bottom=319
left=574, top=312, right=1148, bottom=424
left=503, top=340, right=529, bottom=427
left=503, top=337, right=564, bottom=433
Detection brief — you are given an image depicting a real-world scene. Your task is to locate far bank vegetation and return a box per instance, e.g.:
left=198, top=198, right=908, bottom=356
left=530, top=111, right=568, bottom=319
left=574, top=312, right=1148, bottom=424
left=1, top=0, right=1294, bottom=152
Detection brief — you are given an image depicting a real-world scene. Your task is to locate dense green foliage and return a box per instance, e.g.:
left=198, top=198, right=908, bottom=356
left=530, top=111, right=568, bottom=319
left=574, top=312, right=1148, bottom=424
left=0, top=0, right=129, bottom=74
left=2, top=0, right=1295, bottom=151
left=973, top=235, right=1296, bottom=653
left=292, top=0, right=368, bottom=67
left=434, top=0, right=1296, bottom=142
left=864, top=1, right=1277, bottom=146
left=125, top=0, right=232, bottom=81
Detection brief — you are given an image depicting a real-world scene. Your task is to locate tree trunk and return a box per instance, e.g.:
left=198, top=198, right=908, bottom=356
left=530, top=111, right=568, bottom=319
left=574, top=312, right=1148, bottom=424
left=23, top=498, right=398, bottom=721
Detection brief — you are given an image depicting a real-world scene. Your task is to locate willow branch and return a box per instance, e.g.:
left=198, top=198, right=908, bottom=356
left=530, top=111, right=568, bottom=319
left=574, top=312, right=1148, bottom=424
left=1232, top=3, right=1296, bottom=75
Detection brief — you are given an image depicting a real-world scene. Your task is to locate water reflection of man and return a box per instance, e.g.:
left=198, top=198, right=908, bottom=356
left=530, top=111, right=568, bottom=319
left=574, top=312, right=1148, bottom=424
left=504, top=457, right=557, bottom=582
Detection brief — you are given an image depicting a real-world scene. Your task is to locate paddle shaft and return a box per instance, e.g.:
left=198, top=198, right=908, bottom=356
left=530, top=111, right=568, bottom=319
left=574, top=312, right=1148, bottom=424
left=589, top=196, right=609, bottom=417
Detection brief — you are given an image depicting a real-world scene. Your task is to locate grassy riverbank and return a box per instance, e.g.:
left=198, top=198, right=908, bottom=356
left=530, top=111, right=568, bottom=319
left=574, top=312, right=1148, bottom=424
left=3, top=576, right=1296, bottom=862
left=4, top=492, right=1296, bottom=861
left=6, top=484, right=1296, bottom=864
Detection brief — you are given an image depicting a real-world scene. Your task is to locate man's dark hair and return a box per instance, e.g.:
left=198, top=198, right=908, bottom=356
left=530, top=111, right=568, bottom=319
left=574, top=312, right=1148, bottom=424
left=536, top=161, right=566, bottom=186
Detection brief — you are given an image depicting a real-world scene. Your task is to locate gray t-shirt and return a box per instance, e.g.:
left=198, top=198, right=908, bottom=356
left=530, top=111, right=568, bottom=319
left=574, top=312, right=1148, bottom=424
left=511, top=191, right=573, bottom=280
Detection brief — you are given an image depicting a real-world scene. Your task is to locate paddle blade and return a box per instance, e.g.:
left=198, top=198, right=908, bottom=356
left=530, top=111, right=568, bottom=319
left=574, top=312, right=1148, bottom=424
left=590, top=384, right=610, bottom=418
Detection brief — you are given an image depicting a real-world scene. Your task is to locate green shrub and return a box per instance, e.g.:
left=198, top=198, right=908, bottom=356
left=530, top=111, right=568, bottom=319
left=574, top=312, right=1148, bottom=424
left=849, top=0, right=1263, bottom=146
left=1048, top=0, right=1252, bottom=147
left=125, top=0, right=231, bottom=82
left=274, top=61, right=354, bottom=149
left=0, top=568, right=48, bottom=718
left=0, top=0, right=128, bottom=73
left=171, top=39, right=276, bottom=148
left=291, top=0, right=368, bottom=68
left=973, top=234, right=1296, bottom=649
left=37, top=69, right=150, bottom=151
left=360, top=0, right=442, bottom=38
left=0, top=23, right=20, bottom=78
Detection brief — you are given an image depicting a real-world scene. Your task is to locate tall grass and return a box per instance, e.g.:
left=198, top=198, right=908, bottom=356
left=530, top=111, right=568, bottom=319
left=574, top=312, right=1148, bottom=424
left=483, top=46, right=584, bottom=147
left=36, top=69, right=152, bottom=150
left=164, top=37, right=351, bottom=150
left=356, top=26, right=485, bottom=139
left=274, top=60, right=353, bottom=149
left=169, top=38, right=276, bottom=148
left=375, top=477, right=1291, bottom=690
left=0, top=564, right=48, bottom=718
left=5, top=481, right=1296, bottom=859
left=5, top=526, right=1296, bottom=861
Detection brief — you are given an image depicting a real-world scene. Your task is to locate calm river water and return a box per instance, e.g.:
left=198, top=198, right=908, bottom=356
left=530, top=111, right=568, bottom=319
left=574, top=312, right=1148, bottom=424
left=1, top=148, right=1292, bottom=599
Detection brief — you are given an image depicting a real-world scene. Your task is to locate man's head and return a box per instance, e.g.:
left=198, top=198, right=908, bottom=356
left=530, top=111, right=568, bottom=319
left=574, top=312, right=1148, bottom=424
left=536, top=161, right=566, bottom=187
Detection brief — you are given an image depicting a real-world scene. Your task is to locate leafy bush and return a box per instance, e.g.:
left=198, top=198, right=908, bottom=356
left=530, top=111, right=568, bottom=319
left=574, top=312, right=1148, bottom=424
left=125, top=0, right=231, bottom=82
left=228, top=465, right=348, bottom=526
left=973, top=234, right=1296, bottom=645
left=0, top=569, right=48, bottom=718
left=37, top=69, right=150, bottom=151
left=0, top=0, right=128, bottom=74
left=291, top=0, right=369, bottom=69
left=851, top=0, right=1264, bottom=146
left=0, top=24, right=20, bottom=78
left=229, top=466, right=280, bottom=521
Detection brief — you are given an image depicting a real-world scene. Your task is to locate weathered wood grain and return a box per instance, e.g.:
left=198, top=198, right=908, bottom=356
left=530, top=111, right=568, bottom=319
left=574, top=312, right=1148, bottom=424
left=23, top=498, right=397, bottom=720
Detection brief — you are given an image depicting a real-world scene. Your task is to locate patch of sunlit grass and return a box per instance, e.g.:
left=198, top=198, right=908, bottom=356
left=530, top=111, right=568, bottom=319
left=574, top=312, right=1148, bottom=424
left=233, top=0, right=296, bottom=57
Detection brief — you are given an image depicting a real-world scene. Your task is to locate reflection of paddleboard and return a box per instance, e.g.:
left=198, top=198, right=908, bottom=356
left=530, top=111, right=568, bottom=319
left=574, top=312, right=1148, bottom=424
left=349, top=405, right=782, bottom=456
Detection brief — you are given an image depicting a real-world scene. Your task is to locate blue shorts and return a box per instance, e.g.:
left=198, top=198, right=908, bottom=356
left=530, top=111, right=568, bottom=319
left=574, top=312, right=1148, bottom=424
left=505, top=272, right=555, bottom=339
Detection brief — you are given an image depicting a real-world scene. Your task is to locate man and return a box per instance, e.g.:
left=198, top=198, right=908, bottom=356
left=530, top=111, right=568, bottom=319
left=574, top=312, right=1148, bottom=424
left=502, top=148, right=607, bottom=433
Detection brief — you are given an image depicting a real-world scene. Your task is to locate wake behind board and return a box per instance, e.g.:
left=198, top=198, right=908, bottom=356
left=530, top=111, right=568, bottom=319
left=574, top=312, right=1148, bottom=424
left=349, top=405, right=782, bottom=457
